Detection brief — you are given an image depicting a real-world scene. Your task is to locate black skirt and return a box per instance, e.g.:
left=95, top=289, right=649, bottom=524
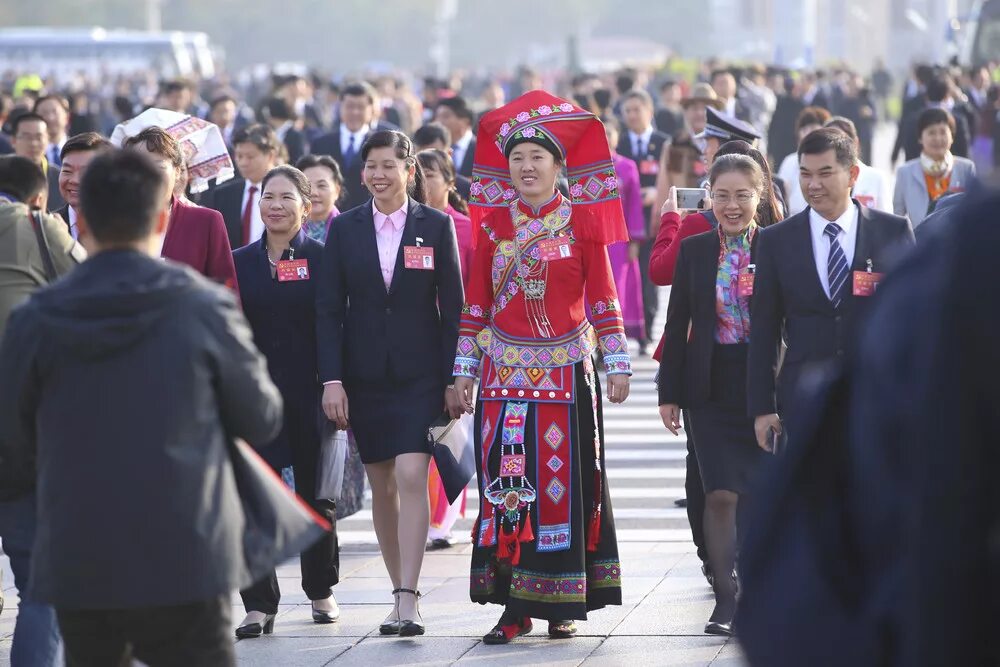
left=345, top=375, right=443, bottom=464
left=688, top=344, right=764, bottom=494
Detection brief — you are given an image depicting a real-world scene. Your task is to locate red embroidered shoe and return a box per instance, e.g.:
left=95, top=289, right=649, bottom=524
left=482, top=615, right=533, bottom=645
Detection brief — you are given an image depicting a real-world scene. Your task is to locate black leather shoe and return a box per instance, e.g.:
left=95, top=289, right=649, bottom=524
left=701, top=563, right=714, bottom=587
left=705, top=621, right=733, bottom=636
left=483, top=615, right=533, bottom=645
left=427, top=537, right=454, bottom=551
left=674, top=498, right=688, bottom=508
left=397, top=588, right=424, bottom=637
left=235, top=613, right=275, bottom=639
left=548, top=620, right=577, bottom=638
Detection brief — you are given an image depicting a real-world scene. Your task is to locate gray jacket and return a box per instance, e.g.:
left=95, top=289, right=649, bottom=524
left=893, top=157, right=976, bottom=228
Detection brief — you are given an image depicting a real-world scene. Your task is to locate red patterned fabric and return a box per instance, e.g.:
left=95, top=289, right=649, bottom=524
left=469, top=90, right=628, bottom=247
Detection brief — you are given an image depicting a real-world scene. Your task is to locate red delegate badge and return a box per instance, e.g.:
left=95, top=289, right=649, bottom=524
left=738, top=272, right=754, bottom=298
left=276, top=259, right=310, bottom=282
left=538, top=237, right=573, bottom=262
left=852, top=271, right=884, bottom=296
left=639, top=158, right=660, bottom=176
left=403, top=246, right=435, bottom=270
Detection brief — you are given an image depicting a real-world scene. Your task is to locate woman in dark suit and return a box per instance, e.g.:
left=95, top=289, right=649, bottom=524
left=657, top=154, right=771, bottom=637
left=317, top=130, right=464, bottom=637
left=232, top=165, right=340, bottom=638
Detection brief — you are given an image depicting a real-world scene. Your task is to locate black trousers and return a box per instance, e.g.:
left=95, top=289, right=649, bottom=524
left=639, top=238, right=658, bottom=345
left=241, top=443, right=340, bottom=613
left=57, top=596, right=233, bottom=667
left=682, top=409, right=707, bottom=563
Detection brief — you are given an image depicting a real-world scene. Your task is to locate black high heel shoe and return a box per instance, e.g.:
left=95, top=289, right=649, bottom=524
left=235, top=612, right=276, bottom=639
left=379, top=589, right=402, bottom=635
left=397, top=588, right=424, bottom=637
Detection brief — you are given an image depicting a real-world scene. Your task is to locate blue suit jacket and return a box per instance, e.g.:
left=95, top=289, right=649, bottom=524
left=316, top=198, right=463, bottom=389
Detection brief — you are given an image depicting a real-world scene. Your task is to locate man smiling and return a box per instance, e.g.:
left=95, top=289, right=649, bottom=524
left=747, top=128, right=914, bottom=448
left=53, top=132, right=112, bottom=242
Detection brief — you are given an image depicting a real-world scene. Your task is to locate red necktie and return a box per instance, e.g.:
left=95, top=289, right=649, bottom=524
left=241, top=185, right=258, bottom=247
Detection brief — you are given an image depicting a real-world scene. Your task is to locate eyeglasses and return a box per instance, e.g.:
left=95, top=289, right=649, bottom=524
left=711, top=192, right=756, bottom=205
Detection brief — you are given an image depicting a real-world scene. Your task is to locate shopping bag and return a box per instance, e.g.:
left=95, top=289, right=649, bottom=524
left=316, top=421, right=349, bottom=501
left=427, top=412, right=476, bottom=505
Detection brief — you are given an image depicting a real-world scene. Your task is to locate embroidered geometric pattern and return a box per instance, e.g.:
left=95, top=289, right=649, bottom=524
left=568, top=160, right=620, bottom=205
left=471, top=564, right=498, bottom=597
left=476, top=323, right=597, bottom=370
left=588, top=559, right=623, bottom=590
left=509, top=568, right=586, bottom=603
left=590, top=299, right=621, bottom=317
left=469, top=164, right=517, bottom=210
left=481, top=417, right=493, bottom=446
left=500, top=454, right=526, bottom=477
left=546, top=454, right=564, bottom=473
left=545, top=478, right=566, bottom=504
left=544, top=423, right=565, bottom=450
left=501, top=402, right=528, bottom=445
left=599, top=333, right=632, bottom=375
left=536, top=523, right=572, bottom=552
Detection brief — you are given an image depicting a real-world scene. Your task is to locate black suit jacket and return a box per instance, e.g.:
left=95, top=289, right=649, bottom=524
left=310, top=122, right=398, bottom=211
left=456, top=137, right=476, bottom=178
left=200, top=177, right=246, bottom=250
left=0, top=250, right=282, bottom=607
left=617, top=129, right=670, bottom=231
left=897, top=103, right=972, bottom=161
left=316, top=199, right=464, bottom=388
left=233, top=231, right=323, bottom=470
left=658, top=229, right=758, bottom=408
left=53, top=204, right=70, bottom=228
left=747, top=202, right=914, bottom=418
left=283, top=127, right=307, bottom=165
left=46, top=165, right=65, bottom=212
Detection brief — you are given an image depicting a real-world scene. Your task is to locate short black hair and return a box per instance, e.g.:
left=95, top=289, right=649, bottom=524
left=11, top=111, right=47, bottom=136
left=340, top=81, right=377, bottom=106
left=925, top=75, right=951, bottom=103
left=0, top=155, right=47, bottom=202
left=659, top=79, right=679, bottom=92
left=435, top=97, right=474, bottom=124
left=33, top=94, right=70, bottom=114
left=208, top=93, right=237, bottom=111
left=232, top=123, right=281, bottom=155
left=61, top=132, right=113, bottom=161
left=295, top=153, right=345, bottom=190
left=917, top=107, right=956, bottom=136
left=797, top=127, right=858, bottom=169
left=413, top=122, right=451, bottom=149
left=79, top=150, right=168, bottom=244
left=824, top=116, right=858, bottom=143
left=161, top=78, right=193, bottom=95
left=262, top=96, right=296, bottom=122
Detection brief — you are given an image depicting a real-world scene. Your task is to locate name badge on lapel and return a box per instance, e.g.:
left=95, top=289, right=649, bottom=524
left=277, top=259, right=310, bottom=282
left=538, top=237, right=573, bottom=262
left=639, top=158, right=660, bottom=176
left=404, top=237, right=435, bottom=270
left=852, top=259, right=883, bottom=297
left=738, top=264, right=755, bottom=298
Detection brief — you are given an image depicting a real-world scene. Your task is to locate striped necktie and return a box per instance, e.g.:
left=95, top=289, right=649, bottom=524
left=824, top=222, right=848, bottom=308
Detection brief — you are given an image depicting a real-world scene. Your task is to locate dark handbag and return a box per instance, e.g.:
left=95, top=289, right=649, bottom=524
left=228, top=438, right=330, bottom=585
left=29, top=211, right=57, bottom=283
left=427, top=412, right=476, bottom=505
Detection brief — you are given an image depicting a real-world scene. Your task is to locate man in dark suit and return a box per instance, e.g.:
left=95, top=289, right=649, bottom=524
left=434, top=96, right=476, bottom=178
left=654, top=79, right=686, bottom=139
left=52, top=132, right=112, bottom=240
left=413, top=122, right=472, bottom=201
left=262, top=96, right=307, bottom=165
left=617, top=89, right=670, bottom=354
left=11, top=112, right=65, bottom=212
left=309, top=82, right=398, bottom=211
left=747, top=128, right=914, bottom=448
left=0, top=149, right=283, bottom=666
left=200, top=124, right=281, bottom=250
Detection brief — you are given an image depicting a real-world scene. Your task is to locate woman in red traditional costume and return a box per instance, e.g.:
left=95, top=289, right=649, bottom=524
left=452, top=91, right=631, bottom=644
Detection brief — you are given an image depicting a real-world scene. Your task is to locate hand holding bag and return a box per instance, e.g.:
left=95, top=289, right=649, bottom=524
left=427, top=412, right=476, bottom=505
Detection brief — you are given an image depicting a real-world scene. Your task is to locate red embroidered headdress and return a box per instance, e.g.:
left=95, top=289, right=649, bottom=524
left=469, top=90, right=628, bottom=247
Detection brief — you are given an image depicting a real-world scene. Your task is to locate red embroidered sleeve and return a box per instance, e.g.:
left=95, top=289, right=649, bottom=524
left=454, top=235, right=496, bottom=378
left=583, top=241, right=632, bottom=376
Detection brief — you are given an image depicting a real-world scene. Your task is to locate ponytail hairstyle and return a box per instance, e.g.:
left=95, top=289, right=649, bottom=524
left=416, top=148, right=469, bottom=215
left=714, top=139, right=784, bottom=227
left=360, top=129, right=426, bottom=204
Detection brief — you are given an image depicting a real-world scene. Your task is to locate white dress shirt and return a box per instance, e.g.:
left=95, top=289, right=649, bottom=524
left=452, top=130, right=474, bottom=169
left=67, top=205, right=79, bottom=241
left=809, top=203, right=859, bottom=299
left=852, top=162, right=892, bottom=212
left=627, top=126, right=654, bottom=157
left=777, top=153, right=807, bottom=216
left=241, top=180, right=264, bottom=244
left=340, top=123, right=371, bottom=157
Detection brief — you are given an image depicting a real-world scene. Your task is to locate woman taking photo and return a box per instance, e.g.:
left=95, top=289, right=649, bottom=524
left=657, top=154, right=771, bottom=636
left=296, top=154, right=345, bottom=242
left=893, top=107, right=976, bottom=228
left=452, top=91, right=631, bottom=644
left=231, top=165, right=340, bottom=638
left=317, top=130, right=464, bottom=637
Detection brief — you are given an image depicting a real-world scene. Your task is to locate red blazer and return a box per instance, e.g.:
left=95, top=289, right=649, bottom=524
left=162, top=197, right=240, bottom=296
left=649, top=210, right=713, bottom=360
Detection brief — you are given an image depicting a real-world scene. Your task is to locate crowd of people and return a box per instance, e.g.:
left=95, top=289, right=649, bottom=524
left=0, top=53, right=995, bottom=665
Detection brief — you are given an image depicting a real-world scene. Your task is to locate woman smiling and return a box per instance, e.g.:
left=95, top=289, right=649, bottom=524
left=657, top=154, right=770, bottom=637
